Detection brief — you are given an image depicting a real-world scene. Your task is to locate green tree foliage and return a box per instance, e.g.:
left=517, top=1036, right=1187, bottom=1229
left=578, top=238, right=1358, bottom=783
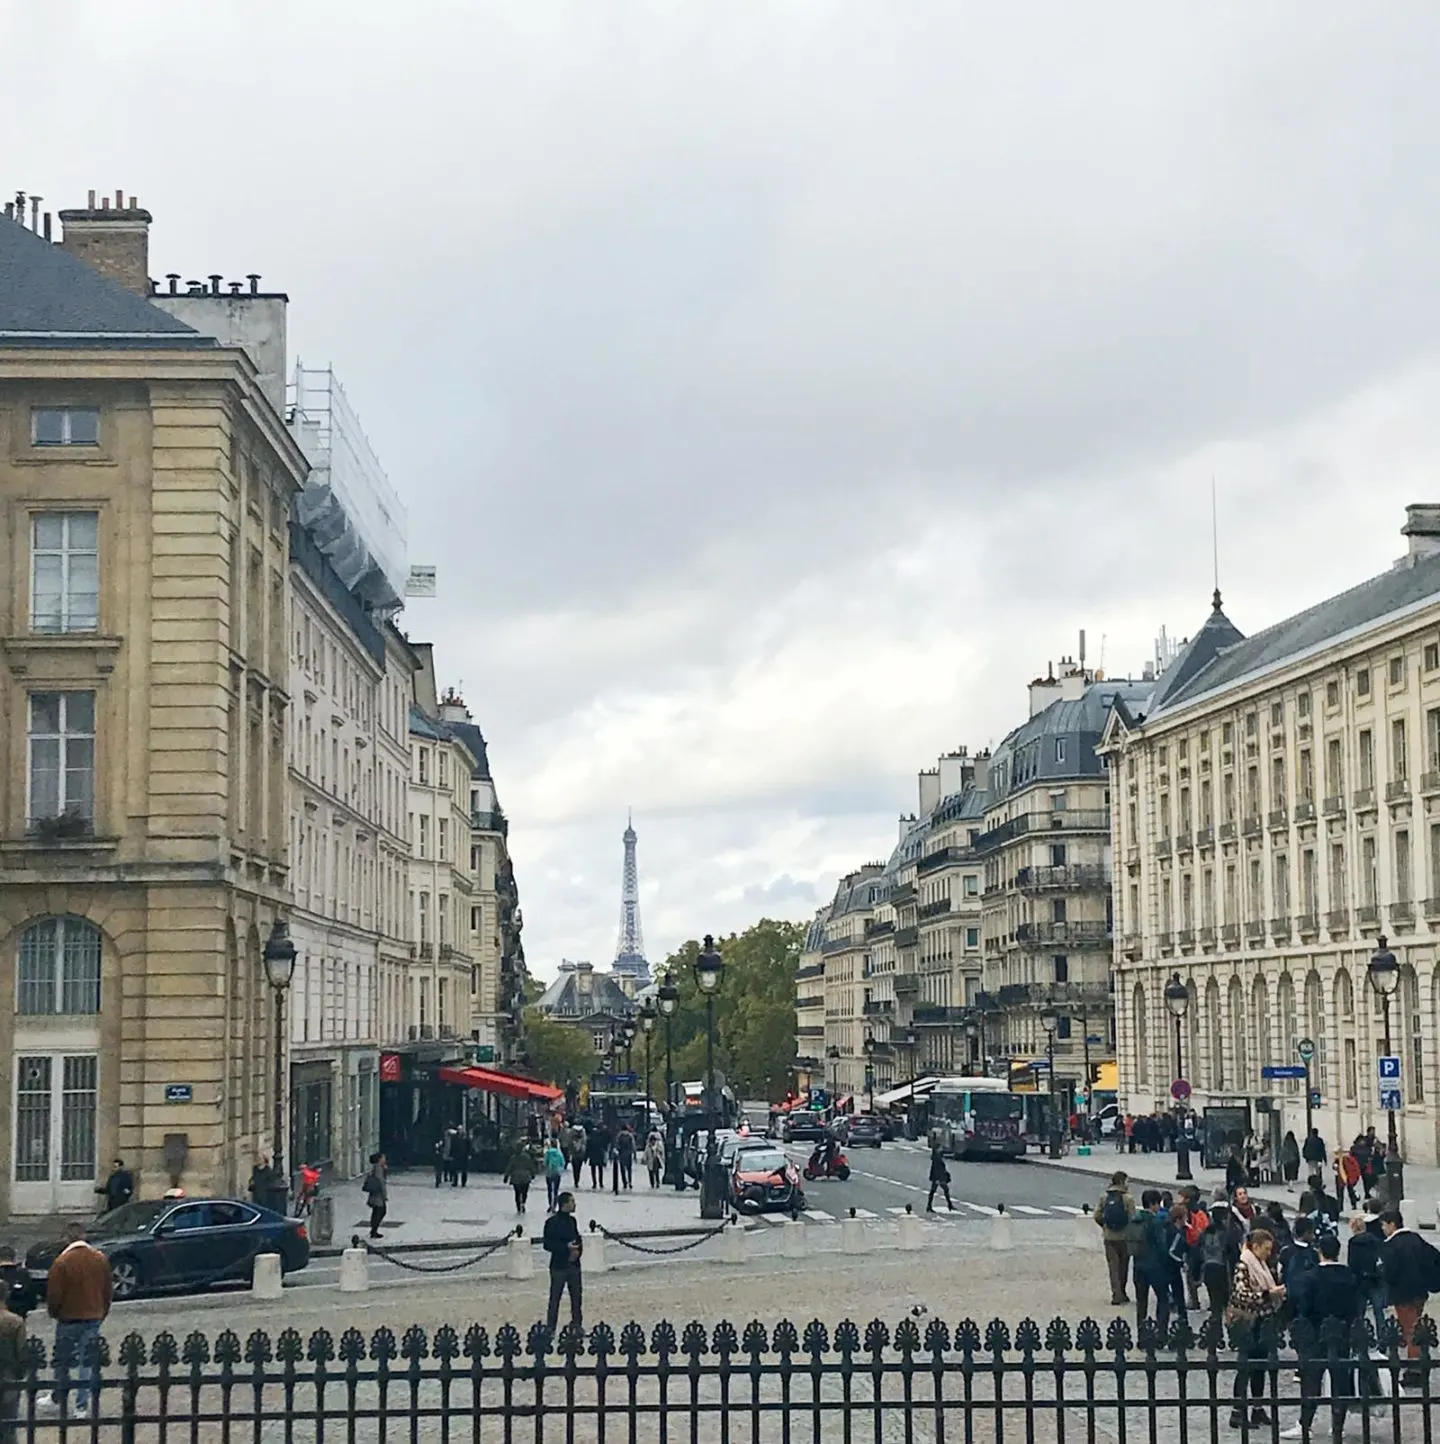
left=654, top=918, right=803, bottom=1102
left=521, top=1007, right=597, bottom=1088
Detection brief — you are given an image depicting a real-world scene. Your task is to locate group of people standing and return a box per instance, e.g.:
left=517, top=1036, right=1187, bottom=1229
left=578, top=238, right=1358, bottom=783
left=1095, top=1165, right=1440, bottom=1431
left=432, top=1126, right=474, bottom=1187
left=500, top=1117, right=667, bottom=1214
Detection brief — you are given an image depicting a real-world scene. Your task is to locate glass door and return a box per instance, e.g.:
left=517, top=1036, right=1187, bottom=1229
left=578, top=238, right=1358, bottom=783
left=12, top=1054, right=98, bottom=1213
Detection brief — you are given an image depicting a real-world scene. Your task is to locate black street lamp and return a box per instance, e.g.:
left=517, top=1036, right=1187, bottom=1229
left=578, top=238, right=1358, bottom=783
left=657, top=970, right=682, bottom=1189
left=694, top=934, right=726, bottom=1219
left=639, top=996, right=657, bottom=1117
left=1368, top=935, right=1405, bottom=1202
left=262, top=919, right=297, bottom=1207
left=1163, top=972, right=1193, bottom=1182
left=863, top=1031, right=875, bottom=1115
left=1039, top=1004, right=1061, bottom=1159
left=619, top=1014, right=638, bottom=1075
left=825, top=1044, right=840, bottom=1097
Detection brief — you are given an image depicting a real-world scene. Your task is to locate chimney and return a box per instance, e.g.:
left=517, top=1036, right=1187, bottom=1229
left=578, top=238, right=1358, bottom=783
left=918, top=768, right=941, bottom=817
left=1401, top=504, right=1440, bottom=564
left=57, top=190, right=153, bottom=296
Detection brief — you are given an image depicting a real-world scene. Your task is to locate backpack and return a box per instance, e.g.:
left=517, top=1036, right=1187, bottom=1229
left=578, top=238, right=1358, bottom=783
left=1418, top=1236, right=1440, bottom=1295
left=1200, top=1226, right=1228, bottom=1269
left=1101, top=1190, right=1129, bottom=1232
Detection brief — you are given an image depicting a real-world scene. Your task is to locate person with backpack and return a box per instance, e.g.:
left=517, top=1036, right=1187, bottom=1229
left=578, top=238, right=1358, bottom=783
left=1130, top=1189, right=1176, bottom=1336
left=1279, top=1215, right=1320, bottom=1318
left=1180, top=1187, right=1209, bottom=1309
left=1094, top=1171, right=1135, bottom=1305
left=1380, top=1207, right=1440, bottom=1388
left=1283, top=1231, right=1364, bottom=1441
left=1347, top=1211, right=1386, bottom=1338
left=543, top=1139, right=567, bottom=1212
left=1199, top=1200, right=1243, bottom=1317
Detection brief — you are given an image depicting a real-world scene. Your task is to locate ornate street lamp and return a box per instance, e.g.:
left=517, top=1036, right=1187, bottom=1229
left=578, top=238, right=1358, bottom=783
left=639, top=996, right=658, bottom=1118
left=1368, top=935, right=1405, bottom=1201
left=1039, top=1004, right=1061, bottom=1159
left=863, top=1031, right=875, bottom=1115
left=1163, top=972, right=1193, bottom=1181
left=694, top=935, right=726, bottom=1219
left=657, top=970, right=682, bottom=1188
left=262, top=918, right=297, bottom=1206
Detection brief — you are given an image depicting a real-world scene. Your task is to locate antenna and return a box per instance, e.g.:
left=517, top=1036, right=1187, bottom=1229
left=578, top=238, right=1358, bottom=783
left=1211, top=476, right=1222, bottom=611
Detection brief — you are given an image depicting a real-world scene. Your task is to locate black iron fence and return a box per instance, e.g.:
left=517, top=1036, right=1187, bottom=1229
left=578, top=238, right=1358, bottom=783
left=11, top=1313, right=1436, bottom=1442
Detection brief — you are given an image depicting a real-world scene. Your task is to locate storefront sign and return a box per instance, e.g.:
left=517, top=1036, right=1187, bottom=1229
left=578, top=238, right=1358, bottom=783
left=379, top=1053, right=402, bottom=1083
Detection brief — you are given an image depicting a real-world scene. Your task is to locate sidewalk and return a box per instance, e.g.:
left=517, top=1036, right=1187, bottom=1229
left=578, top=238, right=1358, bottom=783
left=1030, top=1141, right=1440, bottom=1219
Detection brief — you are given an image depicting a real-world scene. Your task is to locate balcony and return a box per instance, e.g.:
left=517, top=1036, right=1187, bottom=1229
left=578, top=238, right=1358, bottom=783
left=1175, top=832, right=1194, bottom=855
left=796, top=994, right=825, bottom=1011
left=1245, top=920, right=1266, bottom=940
left=470, top=808, right=509, bottom=836
left=796, top=1026, right=825, bottom=1039
left=865, top=919, right=895, bottom=939
left=1014, top=920, right=1112, bottom=949
left=1221, top=923, right=1240, bottom=945
left=1297, top=913, right=1319, bottom=938
left=1199, top=926, right=1217, bottom=947
left=918, top=897, right=953, bottom=920
left=917, top=845, right=972, bottom=875
left=1357, top=904, right=1380, bottom=926
left=1177, top=928, right=1195, bottom=948
left=1269, top=916, right=1291, bottom=940
left=972, top=809, right=1110, bottom=854
left=1121, top=932, right=1141, bottom=957
left=1352, top=787, right=1377, bottom=812
left=408, top=1024, right=435, bottom=1041
left=994, top=981, right=1112, bottom=1010
left=1196, top=826, right=1215, bottom=847
left=795, top=963, right=825, bottom=981
left=1390, top=901, right=1416, bottom=927
left=890, top=883, right=917, bottom=907
left=1157, top=931, right=1174, bottom=951
left=1425, top=897, right=1440, bottom=921
left=894, top=973, right=920, bottom=997
left=822, top=936, right=856, bottom=955
left=418, top=942, right=435, bottom=960
left=1016, top=864, right=1110, bottom=894
left=862, top=999, right=895, bottom=1017
left=1242, top=815, right=1263, bottom=838
left=1267, top=808, right=1288, bottom=831
left=1323, top=795, right=1345, bottom=818
left=1422, top=770, right=1440, bottom=797
left=895, top=925, right=920, bottom=949
left=1219, top=821, right=1237, bottom=842
left=1326, top=909, right=1350, bottom=934
left=1156, top=837, right=1172, bottom=858
left=913, top=1005, right=969, bottom=1026
left=1386, top=779, right=1411, bottom=803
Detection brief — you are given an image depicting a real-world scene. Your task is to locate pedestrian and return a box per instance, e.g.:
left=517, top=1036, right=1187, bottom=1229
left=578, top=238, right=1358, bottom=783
left=1225, top=1147, right=1248, bottom=1197
left=587, top=1127, right=609, bottom=1190
left=1346, top=1212, right=1386, bottom=1338
left=1232, top=1186, right=1257, bottom=1229
left=44, top=1222, right=112, bottom=1416
left=541, top=1192, right=583, bottom=1335
left=1226, top=1228, right=1286, bottom=1430
left=644, top=1129, right=665, bottom=1188
left=1379, top=1207, right=1440, bottom=1388
left=248, top=1155, right=278, bottom=1206
left=543, top=1138, right=567, bottom=1212
left=615, top=1127, right=636, bottom=1191
left=1283, top=1231, right=1364, bottom=1441
left=94, top=1159, right=134, bottom=1215
left=1180, top=1187, right=1209, bottom=1310
left=452, top=1130, right=471, bottom=1188
left=505, top=1140, right=536, bottom=1214
left=1301, top=1127, right=1327, bottom=1176
left=1335, top=1148, right=1361, bottom=1210
left=433, top=1135, right=447, bottom=1188
left=927, top=1146, right=955, bottom=1213
left=1199, top=1200, right=1242, bottom=1318
left=1279, top=1216, right=1320, bottom=1318
left=1280, top=1131, right=1302, bottom=1187
left=1261, top=1201, right=1293, bottom=1254
left=0, top=1251, right=35, bottom=1324
left=568, top=1125, right=586, bottom=1187
left=1163, top=1202, right=1191, bottom=1326
left=1094, top=1170, right=1134, bottom=1305
left=1123, top=1114, right=1135, bottom=1154
left=1130, top=1190, right=1173, bottom=1336
left=361, top=1152, right=388, bottom=1239
left=0, top=1273, right=23, bottom=1444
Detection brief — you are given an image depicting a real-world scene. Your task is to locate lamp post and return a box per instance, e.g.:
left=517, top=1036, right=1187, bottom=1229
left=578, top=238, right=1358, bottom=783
left=825, top=1044, right=840, bottom=1098
left=1039, top=1005, right=1060, bottom=1159
left=1368, top=935, right=1405, bottom=1202
left=863, top=1031, right=875, bottom=1115
left=694, top=935, right=726, bottom=1219
left=657, top=971, right=682, bottom=1188
left=639, top=997, right=657, bottom=1117
left=262, top=918, right=297, bottom=1207
left=964, top=1018, right=979, bottom=1075
left=619, top=1015, right=638, bottom=1077
left=1163, top=972, right=1193, bottom=1182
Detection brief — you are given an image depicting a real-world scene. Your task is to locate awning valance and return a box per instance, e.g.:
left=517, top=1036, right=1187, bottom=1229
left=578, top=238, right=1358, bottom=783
left=439, top=1065, right=563, bottom=1103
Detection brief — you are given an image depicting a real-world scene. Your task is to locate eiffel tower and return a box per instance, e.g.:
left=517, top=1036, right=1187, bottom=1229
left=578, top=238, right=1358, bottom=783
left=612, top=811, right=651, bottom=990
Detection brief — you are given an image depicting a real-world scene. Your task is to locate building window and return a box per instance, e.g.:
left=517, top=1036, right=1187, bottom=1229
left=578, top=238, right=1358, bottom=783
left=27, top=692, right=95, bottom=828
left=1270, top=702, right=1283, bottom=729
left=1395, top=830, right=1412, bottom=903
left=1297, top=691, right=1311, bottom=719
left=1356, top=667, right=1371, bottom=699
left=471, top=906, right=481, bottom=932
left=31, top=407, right=100, bottom=447
left=417, top=748, right=430, bottom=785
left=1325, top=680, right=1340, bottom=710
left=963, top=875, right=978, bottom=897
left=1391, top=718, right=1409, bottom=782
left=30, top=513, right=99, bottom=634
left=17, top=918, right=101, bottom=1015
left=438, top=818, right=449, bottom=861
left=1056, top=1017, right=1072, bottom=1040
left=418, top=814, right=429, bottom=859
left=1054, top=737, right=1066, bottom=764
left=1358, top=730, right=1375, bottom=790
left=1052, top=955, right=1068, bottom=983
left=1426, top=642, right=1440, bottom=673
left=1390, top=656, right=1406, bottom=688
left=965, top=927, right=979, bottom=950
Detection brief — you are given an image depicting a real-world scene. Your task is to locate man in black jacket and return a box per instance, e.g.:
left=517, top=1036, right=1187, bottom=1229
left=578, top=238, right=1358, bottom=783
left=95, top=1160, right=134, bottom=1215
left=1346, top=1213, right=1385, bottom=1336
left=1285, top=1232, right=1364, bottom=1440
left=542, top=1192, right=583, bottom=1334
left=1380, top=1209, right=1437, bottom=1386
left=1279, top=1217, right=1320, bottom=1317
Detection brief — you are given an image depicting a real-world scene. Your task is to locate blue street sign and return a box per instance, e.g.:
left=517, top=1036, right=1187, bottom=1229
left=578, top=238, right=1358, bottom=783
left=1262, top=1065, right=1307, bottom=1080
left=601, top=1072, right=638, bottom=1088
left=164, top=1083, right=193, bottom=1103
left=1380, top=1085, right=1403, bottom=1112
left=1378, top=1055, right=1402, bottom=1081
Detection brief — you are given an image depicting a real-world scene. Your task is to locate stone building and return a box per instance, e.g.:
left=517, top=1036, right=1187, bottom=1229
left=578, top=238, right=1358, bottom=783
left=793, top=911, right=827, bottom=1092
left=1105, top=506, right=1440, bottom=1166
left=0, top=199, right=308, bottom=1211
left=820, top=865, right=884, bottom=1103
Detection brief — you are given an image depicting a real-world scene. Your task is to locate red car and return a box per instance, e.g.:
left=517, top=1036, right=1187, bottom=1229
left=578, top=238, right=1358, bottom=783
left=729, top=1146, right=806, bottom=1214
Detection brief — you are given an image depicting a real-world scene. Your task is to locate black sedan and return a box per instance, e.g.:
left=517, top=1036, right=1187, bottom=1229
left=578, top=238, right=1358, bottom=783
left=781, top=1112, right=828, bottom=1143
left=27, top=1197, right=310, bottom=1301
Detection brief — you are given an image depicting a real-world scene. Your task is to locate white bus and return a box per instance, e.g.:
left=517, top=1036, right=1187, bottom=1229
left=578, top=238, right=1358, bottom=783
left=927, top=1077, right=1026, bottom=1160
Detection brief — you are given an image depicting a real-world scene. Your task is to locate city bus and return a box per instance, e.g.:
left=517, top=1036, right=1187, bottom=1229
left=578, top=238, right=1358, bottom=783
left=927, top=1076, right=1026, bottom=1160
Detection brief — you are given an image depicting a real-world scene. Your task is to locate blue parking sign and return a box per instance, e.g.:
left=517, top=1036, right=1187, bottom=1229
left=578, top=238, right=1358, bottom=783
left=1380, top=1084, right=1403, bottom=1112
left=1378, top=1055, right=1402, bottom=1080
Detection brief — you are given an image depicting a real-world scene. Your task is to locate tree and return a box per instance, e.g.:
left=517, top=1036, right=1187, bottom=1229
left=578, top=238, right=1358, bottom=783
left=521, top=1008, right=597, bottom=1088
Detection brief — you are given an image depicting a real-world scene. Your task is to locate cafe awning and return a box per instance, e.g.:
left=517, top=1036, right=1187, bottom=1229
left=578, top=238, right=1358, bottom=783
left=876, top=1076, right=938, bottom=1108
left=438, top=1065, right=563, bottom=1103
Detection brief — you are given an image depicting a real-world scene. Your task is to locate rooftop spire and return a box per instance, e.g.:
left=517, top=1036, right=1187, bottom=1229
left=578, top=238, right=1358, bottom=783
left=1212, top=587, right=1223, bottom=613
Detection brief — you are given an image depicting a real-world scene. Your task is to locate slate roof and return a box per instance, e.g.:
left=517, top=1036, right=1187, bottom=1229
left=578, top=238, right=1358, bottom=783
left=446, top=720, right=492, bottom=780
left=1151, top=553, right=1440, bottom=718
left=1147, top=592, right=1246, bottom=713
left=537, top=967, right=633, bottom=1018
left=0, top=215, right=200, bottom=343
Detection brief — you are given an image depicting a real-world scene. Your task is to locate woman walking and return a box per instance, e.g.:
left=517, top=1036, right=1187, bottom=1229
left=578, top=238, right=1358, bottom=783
left=1226, top=1228, right=1286, bottom=1429
left=543, top=1138, right=567, bottom=1212
left=505, top=1141, right=537, bottom=1214
left=644, top=1129, right=665, bottom=1188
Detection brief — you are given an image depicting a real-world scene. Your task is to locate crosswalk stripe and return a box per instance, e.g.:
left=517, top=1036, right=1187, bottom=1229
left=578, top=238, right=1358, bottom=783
left=886, top=1206, right=909, bottom=1215
left=852, top=1208, right=878, bottom=1219
left=958, top=1201, right=999, bottom=1215
left=1052, top=1205, right=1085, bottom=1215
left=1011, top=1205, right=1049, bottom=1215
left=804, top=1209, right=831, bottom=1223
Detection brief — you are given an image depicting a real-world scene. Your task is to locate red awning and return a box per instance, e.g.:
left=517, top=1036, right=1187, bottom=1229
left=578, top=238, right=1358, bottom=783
left=438, top=1065, right=563, bottom=1103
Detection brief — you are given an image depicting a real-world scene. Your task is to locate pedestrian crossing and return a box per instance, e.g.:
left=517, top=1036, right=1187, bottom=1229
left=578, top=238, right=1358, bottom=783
left=743, top=1201, right=1079, bottom=1227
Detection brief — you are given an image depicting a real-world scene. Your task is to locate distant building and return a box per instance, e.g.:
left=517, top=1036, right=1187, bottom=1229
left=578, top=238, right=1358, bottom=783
left=611, top=815, right=650, bottom=992
left=538, top=961, right=635, bottom=1051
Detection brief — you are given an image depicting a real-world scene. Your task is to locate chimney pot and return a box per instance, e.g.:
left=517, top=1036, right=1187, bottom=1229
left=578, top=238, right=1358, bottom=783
left=42, top=212, right=51, bottom=241
left=115, top=189, right=123, bottom=208
left=1402, top=504, right=1440, bottom=564
left=229, top=281, right=243, bottom=294
left=166, top=273, right=180, bottom=294
left=3, top=203, right=11, bottom=220
left=101, top=197, right=110, bottom=209
left=209, top=274, right=222, bottom=295
left=247, top=273, right=260, bottom=295
left=87, top=189, right=96, bottom=208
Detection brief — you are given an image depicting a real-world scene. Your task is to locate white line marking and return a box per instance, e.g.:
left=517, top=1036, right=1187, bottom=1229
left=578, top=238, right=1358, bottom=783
left=852, top=1208, right=878, bottom=1219
left=804, top=1209, right=833, bottom=1223
left=1012, top=1205, right=1049, bottom=1215
left=959, top=1201, right=1000, bottom=1215
left=1053, top=1205, right=1085, bottom=1215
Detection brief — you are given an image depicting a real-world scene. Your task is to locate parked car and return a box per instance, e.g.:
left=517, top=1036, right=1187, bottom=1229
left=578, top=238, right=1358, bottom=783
left=26, top=1197, right=310, bottom=1301
left=849, top=1115, right=884, bottom=1148
left=729, top=1146, right=806, bottom=1214
left=781, top=1111, right=828, bottom=1143
left=1092, top=1103, right=1120, bottom=1137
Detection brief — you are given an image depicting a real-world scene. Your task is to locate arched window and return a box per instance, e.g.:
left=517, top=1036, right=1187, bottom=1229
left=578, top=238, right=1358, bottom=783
left=1278, top=972, right=1299, bottom=1094
left=17, top=918, right=100, bottom=1016
left=1133, top=982, right=1149, bottom=1088
left=1186, top=981, right=1201, bottom=1085
left=1335, top=969, right=1357, bottom=1102
left=1251, top=975, right=1270, bottom=1076
left=1401, top=965, right=1425, bottom=1103
left=1229, top=977, right=1248, bottom=1089
left=1206, top=978, right=1224, bottom=1089
left=1305, top=970, right=1327, bottom=1091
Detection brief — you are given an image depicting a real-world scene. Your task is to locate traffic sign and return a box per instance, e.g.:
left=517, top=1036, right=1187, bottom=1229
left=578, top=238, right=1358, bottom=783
left=1170, top=1078, right=1192, bottom=1102
left=1380, top=1085, right=1403, bottom=1112
left=1378, top=1055, right=1402, bottom=1081
left=1262, top=1065, right=1308, bottom=1080
left=1296, top=1037, right=1315, bottom=1063
left=1308, top=1089, right=1322, bottom=1109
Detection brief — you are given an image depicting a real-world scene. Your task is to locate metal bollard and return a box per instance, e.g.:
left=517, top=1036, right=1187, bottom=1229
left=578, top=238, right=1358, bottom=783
left=841, top=1215, right=868, bottom=1255
left=507, top=1234, right=534, bottom=1280
left=782, top=1219, right=808, bottom=1258
left=897, top=1207, right=923, bottom=1252
left=251, top=1252, right=283, bottom=1299
left=338, top=1247, right=369, bottom=1293
left=990, top=1206, right=1014, bottom=1252
left=722, top=1221, right=748, bottom=1265
left=1073, top=1205, right=1096, bottom=1248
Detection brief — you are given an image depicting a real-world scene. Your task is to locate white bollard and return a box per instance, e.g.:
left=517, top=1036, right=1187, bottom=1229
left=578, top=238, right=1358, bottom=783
left=897, top=1212, right=923, bottom=1252
left=722, top=1223, right=748, bottom=1265
left=1073, top=1210, right=1096, bottom=1248
left=1401, top=1197, right=1417, bottom=1225
left=782, top=1219, right=808, bottom=1258
left=251, top=1252, right=283, bottom=1299
left=338, top=1247, right=369, bottom=1293
left=990, top=1211, right=1014, bottom=1252
left=841, top=1216, right=868, bottom=1255
left=507, top=1235, right=534, bottom=1280
left=586, top=1231, right=610, bottom=1273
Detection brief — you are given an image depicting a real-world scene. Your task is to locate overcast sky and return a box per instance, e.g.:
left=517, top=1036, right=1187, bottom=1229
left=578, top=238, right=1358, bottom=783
left=11, top=2, right=1440, bottom=979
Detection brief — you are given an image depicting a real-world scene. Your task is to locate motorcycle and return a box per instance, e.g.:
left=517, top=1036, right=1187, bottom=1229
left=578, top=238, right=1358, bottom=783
left=802, top=1146, right=851, bottom=1182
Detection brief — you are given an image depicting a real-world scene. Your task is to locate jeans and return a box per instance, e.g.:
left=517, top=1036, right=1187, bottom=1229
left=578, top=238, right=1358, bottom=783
left=513, top=1182, right=531, bottom=1212
left=618, top=1158, right=634, bottom=1189
left=368, top=1203, right=387, bottom=1238
left=54, top=1319, right=102, bottom=1413
left=1299, top=1360, right=1355, bottom=1433
left=546, top=1174, right=562, bottom=1210
left=1202, top=1261, right=1230, bottom=1318
left=545, top=1266, right=583, bottom=1332
left=1135, top=1272, right=1171, bottom=1337
left=571, top=1155, right=583, bottom=1186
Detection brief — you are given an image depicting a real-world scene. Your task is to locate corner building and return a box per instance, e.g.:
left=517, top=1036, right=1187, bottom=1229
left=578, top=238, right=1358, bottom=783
left=1107, top=506, right=1440, bottom=1168
left=0, top=204, right=307, bottom=1211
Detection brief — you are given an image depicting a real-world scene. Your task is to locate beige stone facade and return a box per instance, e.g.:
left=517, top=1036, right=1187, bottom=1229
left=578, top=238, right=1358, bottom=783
left=0, top=341, right=307, bottom=1212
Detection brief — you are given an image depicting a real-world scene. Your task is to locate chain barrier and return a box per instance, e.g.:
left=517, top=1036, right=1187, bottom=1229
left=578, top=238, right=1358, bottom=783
left=357, top=1235, right=512, bottom=1274
left=593, top=1221, right=730, bottom=1257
